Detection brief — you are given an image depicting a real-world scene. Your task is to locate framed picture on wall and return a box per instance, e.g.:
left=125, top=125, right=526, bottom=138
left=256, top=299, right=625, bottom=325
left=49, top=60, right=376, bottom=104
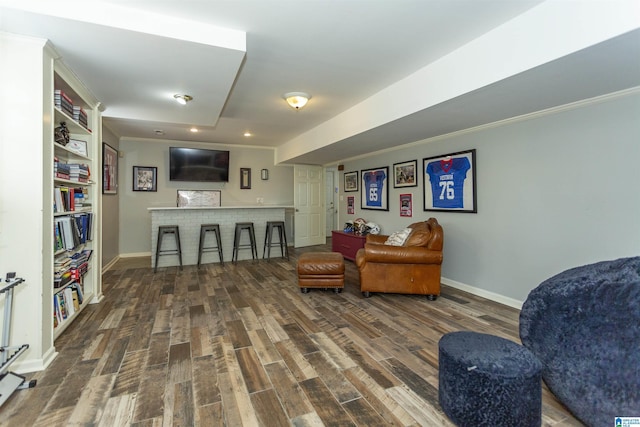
left=361, top=166, right=389, bottom=211
left=393, top=160, right=418, bottom=188
left=347, top=196, right=355, bottom=214
left=240, top=168, right=251, bottom=189
left=400, top=193, right=412, bottom=217
left=103, top=143, right=118, bottom=194
left=344, top=171, right=359, bottom=192
left=133, top=166, right=157, bottom=192
left=423, top=149, right=477, bottom=213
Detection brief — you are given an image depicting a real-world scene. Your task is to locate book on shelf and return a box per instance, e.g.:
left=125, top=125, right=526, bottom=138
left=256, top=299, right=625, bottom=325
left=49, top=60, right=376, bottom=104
left=56, top=293, right=68, bottom=320
left=71, top=288, right=80, bottom=311
left=54, top=187, right=65, bottom=213
left=63, top=287, right=76, bottom=317
left=53, top=295, right=62, bottom=327
left=54, top=222, right=65, bottom=251
left=73, top=282, right=84, bottom=305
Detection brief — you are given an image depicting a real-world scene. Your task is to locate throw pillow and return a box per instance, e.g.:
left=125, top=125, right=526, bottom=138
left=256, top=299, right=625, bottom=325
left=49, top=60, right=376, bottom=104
left=384, top=228, right=412, bottom=246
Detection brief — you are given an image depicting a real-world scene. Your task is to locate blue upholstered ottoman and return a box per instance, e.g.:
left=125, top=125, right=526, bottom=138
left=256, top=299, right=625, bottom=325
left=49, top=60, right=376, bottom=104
left=439, top=331, right=542, bottom=427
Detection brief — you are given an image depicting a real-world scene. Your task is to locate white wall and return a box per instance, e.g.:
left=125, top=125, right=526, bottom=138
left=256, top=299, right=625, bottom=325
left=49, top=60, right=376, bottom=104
left=339, top=91, right=640, bottom=305
left=0, top=33, right=54, bottom=371
left=118, top=138, right=294, bottom=256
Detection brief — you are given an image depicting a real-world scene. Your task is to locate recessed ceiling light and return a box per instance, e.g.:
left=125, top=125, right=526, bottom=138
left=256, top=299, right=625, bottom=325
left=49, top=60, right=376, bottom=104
left=244, top=131, right=252, bottom=137
left=190, top=127, right=198, bottom=133
left=174, top=94, right=193, bottom=105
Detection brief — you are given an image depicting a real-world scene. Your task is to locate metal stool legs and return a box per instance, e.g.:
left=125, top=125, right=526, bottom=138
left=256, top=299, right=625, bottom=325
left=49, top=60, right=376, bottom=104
left=154, top=225, right=183, bottom=272
left=263, top=221, right=289, bottom=260
left=232, top=222, right=258, bottom=263
left=198, top=224, right=223, bottom=266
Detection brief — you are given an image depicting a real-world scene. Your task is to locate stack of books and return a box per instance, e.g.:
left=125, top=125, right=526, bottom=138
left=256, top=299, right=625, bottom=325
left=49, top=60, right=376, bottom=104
left=72, top=106, right=89, bottom=130
left=54, top=157, right=71, bottom=180
left=73, top=187, right=90, bottom=209
left=69, top=249, right=92, bottom=281
left=54, top=257, right=72, bottom=288
left=54, top=89, right=74, bottom=116
left=68, top=163, right=90, bottom=183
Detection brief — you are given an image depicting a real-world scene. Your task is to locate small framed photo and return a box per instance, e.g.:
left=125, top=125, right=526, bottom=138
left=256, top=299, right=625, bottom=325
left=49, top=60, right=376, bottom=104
left=67, top=139, right=88, bottom=157
left=344, top=171, right=359, bottom=192
left=240, top=168, right=251, bottom=189
left=423, top=149, right=477, bottom=213
left=133, top=166, right=157, bottom=192
left=347, top=196, right=355, bottom=214
left=393, top=160, right=418, bottom=188
left=400, top=193, right=412, bottom=217
left=361, top=166, right=389, bottom=211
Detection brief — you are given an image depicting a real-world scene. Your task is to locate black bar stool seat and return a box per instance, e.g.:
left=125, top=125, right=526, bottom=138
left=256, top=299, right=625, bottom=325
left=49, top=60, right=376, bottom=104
left=155, top=225, right=183, bottom=273
left=263, top=220, right=289, bottom=260
left=232, top=222, right=258, bottom=263
left=198, top=224, right=223, bottom=266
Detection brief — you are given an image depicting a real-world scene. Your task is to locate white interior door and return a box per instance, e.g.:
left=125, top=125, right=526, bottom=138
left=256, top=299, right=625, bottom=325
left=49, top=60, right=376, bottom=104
left=294, top=165, right=325, bottom=248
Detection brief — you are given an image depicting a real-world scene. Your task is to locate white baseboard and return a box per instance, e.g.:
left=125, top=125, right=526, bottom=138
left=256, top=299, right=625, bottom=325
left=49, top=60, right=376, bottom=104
left=102, top=253, right=151, bottom=273
left=119, top=252, right=152, bottom=258
left=441, top=277, right=523, bottom=310
left=13, top=346, right=58, bottom=374
left=101, top=256, right=119, bottom=273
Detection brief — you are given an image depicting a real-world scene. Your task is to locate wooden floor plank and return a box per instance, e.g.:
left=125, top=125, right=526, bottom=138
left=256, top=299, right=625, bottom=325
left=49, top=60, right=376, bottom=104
left=226, top=319, right=252, bottom=349
left=111, top=349, right=147, bottom=397
left=299, top=377, right=356, bottom=427
left=172, top=381, right=195, bottom=427
left=67, top=373, right=116, bottom=425
left=343, top=396, right=392, bottom=426
left=97, top=393, right=138, bottom=427
left=168, top=342, right=192, bottom=384
left=196, top=402, right=225, bottom=427
left=235, top=346, right=272, bottom=393
left=133, top=363, right=167, bottom=422
left=305, top=351, right=361, bottom=404
left=192, top=354, right=221, bottom=406
left=342, top=366, right=416, bottom=426
left=264, top=360, right=313, bottom=419
left=250, top=389, right=291, bottom=427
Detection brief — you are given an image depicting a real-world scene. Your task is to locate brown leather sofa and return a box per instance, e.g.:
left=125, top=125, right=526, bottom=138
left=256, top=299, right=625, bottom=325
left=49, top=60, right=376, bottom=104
left=355, top=218, right=443, bottom=300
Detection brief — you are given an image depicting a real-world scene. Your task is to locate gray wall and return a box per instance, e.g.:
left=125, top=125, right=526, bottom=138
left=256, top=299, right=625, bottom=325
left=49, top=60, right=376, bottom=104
left=101, top=126, right=120, bottom=268
left=117, top=138, right=294, bottom=256
left=339, top=92, right=640, bottom=304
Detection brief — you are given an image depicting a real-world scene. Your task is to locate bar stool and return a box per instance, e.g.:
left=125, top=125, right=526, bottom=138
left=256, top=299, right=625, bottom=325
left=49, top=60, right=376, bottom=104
left=198, top=224, right=223, bottom=266
left=263, top=220, right=289, bottom=260
left=232, top=222, right=258, bottom=263
left=154, top=225, right=183, bottom=273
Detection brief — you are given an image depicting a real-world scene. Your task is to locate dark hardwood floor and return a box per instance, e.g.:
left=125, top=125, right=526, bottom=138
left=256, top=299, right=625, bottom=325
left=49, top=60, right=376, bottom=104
left=0, top=242, right=582, bottom=426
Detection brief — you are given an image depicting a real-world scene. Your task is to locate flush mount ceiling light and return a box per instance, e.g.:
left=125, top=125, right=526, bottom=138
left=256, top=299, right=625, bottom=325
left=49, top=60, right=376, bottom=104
left=174, top=94, right=193, bottom=105
left=283, top=92, right=311, bottom=110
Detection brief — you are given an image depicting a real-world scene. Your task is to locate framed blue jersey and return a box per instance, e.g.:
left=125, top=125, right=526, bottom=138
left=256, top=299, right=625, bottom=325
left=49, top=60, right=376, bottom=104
left=423, top=149, right=477, bottom=213
left=361, top=166, right=389, bottom=211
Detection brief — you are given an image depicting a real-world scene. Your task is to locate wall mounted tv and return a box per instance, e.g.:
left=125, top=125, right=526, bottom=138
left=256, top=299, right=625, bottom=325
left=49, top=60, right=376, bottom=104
left=169, top=147, right=230, bottom=182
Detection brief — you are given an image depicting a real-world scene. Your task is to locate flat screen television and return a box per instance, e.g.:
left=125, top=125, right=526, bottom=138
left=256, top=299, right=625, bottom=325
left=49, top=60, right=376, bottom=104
left=169, top=147, right=230, bottom=182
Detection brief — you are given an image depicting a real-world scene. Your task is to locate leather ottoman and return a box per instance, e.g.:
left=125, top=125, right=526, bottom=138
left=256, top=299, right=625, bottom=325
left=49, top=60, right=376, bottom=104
left=297, top=252, right=345, bottom=294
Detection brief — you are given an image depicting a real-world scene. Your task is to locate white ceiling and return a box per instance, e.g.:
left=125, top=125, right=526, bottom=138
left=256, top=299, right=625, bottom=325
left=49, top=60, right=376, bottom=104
left=1, top=1, right=639, bottom=165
